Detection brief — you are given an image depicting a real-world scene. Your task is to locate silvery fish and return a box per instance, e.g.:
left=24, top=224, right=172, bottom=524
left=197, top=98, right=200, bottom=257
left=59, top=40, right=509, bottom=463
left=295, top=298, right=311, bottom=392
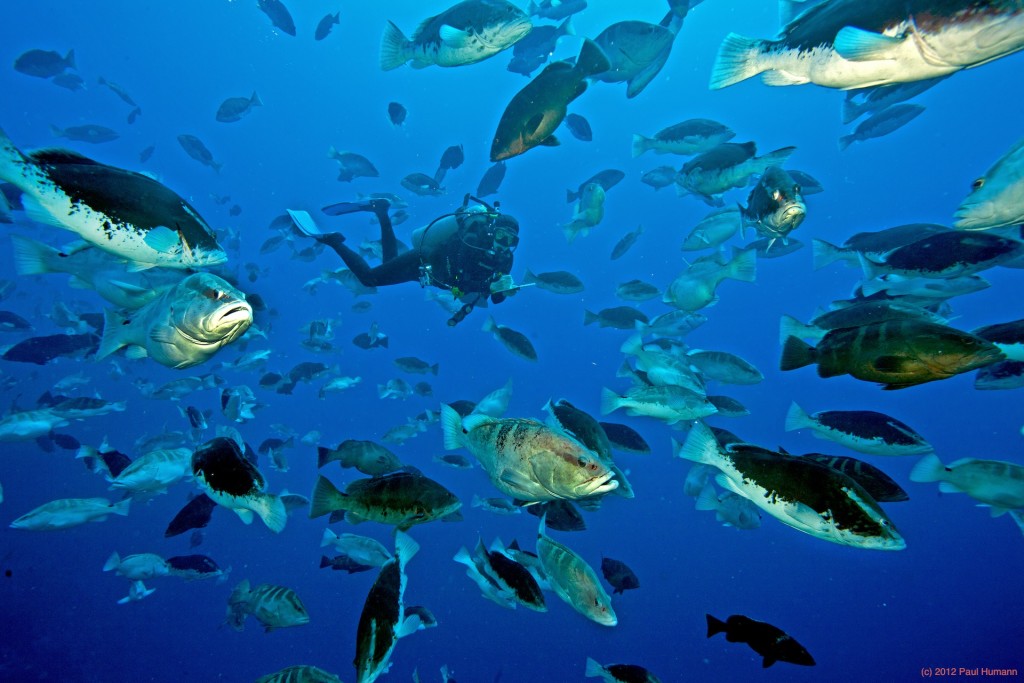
left=441, top=404, right=618, bottom=502
left=591, top=0, right=689, bottom=98
left=0, top=127, right=226, bottom=269
left=632, top=118, right=735, bottom=157
left=955, top=136, right=1024, bottom=230
left=676, top=142, right=796, bottom=206
left=96, top=273, right=252, bottom=370
left=108, top=447, right=192, bottom=496
left=10, top=497, right=130, bottom=531
left=838, top=103, right=925, bottom=150
left=676, top=422, right=905, bottom=550
left=10, top=234, right=187, bottom=309
left=381, top=0, right=532, bottom=70
left=710, top=0, right=1024, bottom=91
left=563, top=182, right=605, bottom=243
left=911, top=454, right=1024, bottom=514
left=536, top=517, right=616, bottom=626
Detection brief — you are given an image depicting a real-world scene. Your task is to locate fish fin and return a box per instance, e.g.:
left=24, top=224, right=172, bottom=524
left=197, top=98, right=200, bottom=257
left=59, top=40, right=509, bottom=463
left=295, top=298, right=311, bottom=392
left=142, top=226, right=181, bottom=254
left=524, top=113, right=545, bottom=135
left=694, top=482, right=720, bottom=512
left=498, top=469, right=539, bottom=497
left=309, top=475, right=348, bottom=518
left=838, top=133, right=857, bottom=151
left=706, top=613, right=727, bottom=637
left=21, top=194, right=67, bottom=230
left=762, top=656, right=777, bottom=668
left=709, top=33, right=765, bottom=89
left=908, top=453, right=946, bottom=483
left=96, top=308, right=132, bottom=360
left=380, top=20, right=411, bottom=71
left=102, top=552, right=120, bottom=572
left=539, top=135, right=560, bottom=147
left=598, top=387, right=621, bottom=416
left=233, top=508, right=254, bottom=525
left=779, top=336, right=816, bottom=371
left=585, top=658, right=606, bottom=677
left=320, top=527, right=338, bottom=548
left=783, top=401, right=812, bottom=432
left=811, top=239, right=848, bottom=270
left=461, top=412, right=494, bottom=433
left=674, top=421, right=720, bottom=465
left=726, top=247, right=757, bottom=282
left=778, top=314, right=813, bottom=344
left=10, top=234, right=60, bottom=275
left=438, top=24, right=471, bottom=46
left=251, top=493, right=287, bottom=533
left=112, top=498, right=131, bottom=516
left=631, top=133, right=650, bottom=158
left=396, top=614, right=422, bottom=638
left=440, top=404, right=467, bottom=450
left=761, top=69, right=809, bottom=86
left=576, top=38, right=611, bottom=78
left=834, top=26, right=904, bottom=61
left=250, top=91, right=262, bottom=107
left=395, top=529, right=420, bottom=565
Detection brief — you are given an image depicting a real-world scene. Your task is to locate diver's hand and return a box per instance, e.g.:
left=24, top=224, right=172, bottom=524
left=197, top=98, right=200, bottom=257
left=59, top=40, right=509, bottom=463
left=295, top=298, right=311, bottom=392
left=490, top=275, right=516, bottom=294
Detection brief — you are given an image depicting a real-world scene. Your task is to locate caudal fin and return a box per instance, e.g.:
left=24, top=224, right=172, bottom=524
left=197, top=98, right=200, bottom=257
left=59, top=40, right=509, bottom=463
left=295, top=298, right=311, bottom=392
left=779, top=336, right=816, bottom=371
left=576, top=38, right=611, bottom=79
left=309, top=475, right=348, bottom=519
left=252, top=493, right=287, bottom=533
left=674, top=421, right=720, bottom=465
left=584, top=657, right=606, bottom=677
left=10, top=234, right=59, bottom=275
left=599, top=387, right=621, bottom=416
left=631, top=133, right=651, bottom=158
left=909, top=453, right=946, bottom=483
left=783, top=401, right=812, bottom=432
left=811, top=238, right=849, bottom=270
left=706, top=613, right=728, bottom=637
left=709, top=33, right=766, bottom=90
left=380, top=20, right=411, bottom=71
left=440, top=404, right=466, bottom=451
left=726, top=247, right=757, bottom=283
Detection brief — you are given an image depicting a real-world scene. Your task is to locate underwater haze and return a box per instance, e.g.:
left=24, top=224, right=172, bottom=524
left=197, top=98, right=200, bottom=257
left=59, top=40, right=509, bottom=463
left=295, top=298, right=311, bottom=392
left=1, top=1, right=1023, bottom=682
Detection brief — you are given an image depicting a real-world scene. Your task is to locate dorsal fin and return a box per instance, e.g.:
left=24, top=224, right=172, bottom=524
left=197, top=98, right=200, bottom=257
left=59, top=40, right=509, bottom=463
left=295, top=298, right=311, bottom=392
left=29, top=149, right=103, bottom=166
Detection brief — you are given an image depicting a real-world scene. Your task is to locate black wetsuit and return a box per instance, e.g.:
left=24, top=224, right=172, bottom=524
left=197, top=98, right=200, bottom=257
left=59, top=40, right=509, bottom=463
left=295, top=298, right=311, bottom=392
left=319, top=205, right=513, bottom=305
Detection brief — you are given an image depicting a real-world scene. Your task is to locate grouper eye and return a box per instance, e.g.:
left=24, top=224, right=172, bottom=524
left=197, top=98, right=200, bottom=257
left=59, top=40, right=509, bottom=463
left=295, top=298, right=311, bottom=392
left=972, top=177, right=985, bottom=190
left=203, top=288, right=224, bottom=300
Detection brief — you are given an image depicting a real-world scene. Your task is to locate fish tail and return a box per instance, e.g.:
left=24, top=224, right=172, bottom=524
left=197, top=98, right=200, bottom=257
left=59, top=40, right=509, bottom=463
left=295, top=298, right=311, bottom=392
left=250, top=91, right=263, bottom=107
left=631, top=133, right=650, bottom=158
left=837, top=133, right=857, bottom=151
left=64, top=49, right=76, bottom=69
left=760, top=146, right=797, bottom=167
left=783, top=401, right=812, bottom=432
left=9, top=234, right=58, bottom=275
left=694, top=482, right=720, bottom=512
left=565, top=189, right=577, bottom=203
left=709, top=33, right=766, bottom=89
left=619, top=333, right=644, bottom=357
left=598, top=387, right=622, bottom=416
left=96, top=308, right=131, bottom=361
left=726, top=247, right=757, bottom=283
left=576, top=38, right=611, bottom=79
left=111, top=498, right=131, bottom=516
left=909, top=453, right=947, bottom=484
left=252, top=493, right=287, bottom=533
left=706, top=613, right=727, bottom=637
left=778, top=314, right=814, bottom=345
left=316, top=446, right=336, bottom=468
left=380, top=20, right=412, bottom=71
left=319, top=555, right=331, bottom=569
left=584, top=658, right=606, bottom=677
left=320, top=527, right=338, bottom=548
left=102, top=551, right=120, bottom=572
left=481, top=315, right=497, bottom=334
left=440, top=404, right=467, bottom=450
left=522, top=268, right=536, bottom=285
left=779, top=335, right=817, bottom=371
left=309, top=475, right=348, bottom=519
left=856, top=253, right=883, bottom=280
left=841, top=96, right=863, bottom=125
left=583, top=310, right=598, bottom=326
left=811, top=238, right=847, bottom=270
left=394, top=529, right=420, bottom=566
left=673, top=422, right=720, bottom=465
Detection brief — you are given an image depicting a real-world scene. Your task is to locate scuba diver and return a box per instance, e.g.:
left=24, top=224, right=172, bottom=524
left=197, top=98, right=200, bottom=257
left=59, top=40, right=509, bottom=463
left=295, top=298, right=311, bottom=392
left=289, top=195, right=522, bottom=326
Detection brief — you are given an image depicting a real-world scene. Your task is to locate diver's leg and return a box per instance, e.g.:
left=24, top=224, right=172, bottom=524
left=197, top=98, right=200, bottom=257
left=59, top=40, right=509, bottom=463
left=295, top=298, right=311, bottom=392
left=363, top=250, right=422, bottom=286
left=373, top=203, right=398, bottom=262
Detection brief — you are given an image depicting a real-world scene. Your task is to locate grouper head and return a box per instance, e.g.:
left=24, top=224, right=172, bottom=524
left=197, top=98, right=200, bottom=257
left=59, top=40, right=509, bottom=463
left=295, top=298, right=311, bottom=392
left=161, top=273, right=252, bottom=367
left=530, top=436, right=619, bottom=499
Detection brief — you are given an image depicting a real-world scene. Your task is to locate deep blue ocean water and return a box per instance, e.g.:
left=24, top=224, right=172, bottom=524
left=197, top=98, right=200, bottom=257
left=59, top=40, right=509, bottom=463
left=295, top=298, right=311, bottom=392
left=1, top=1, right=1023, bottom=681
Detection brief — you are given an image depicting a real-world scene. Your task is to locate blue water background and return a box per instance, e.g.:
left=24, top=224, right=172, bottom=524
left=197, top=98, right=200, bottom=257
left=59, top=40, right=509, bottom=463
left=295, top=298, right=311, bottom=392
left=1, top=1, right=1022, bottom=681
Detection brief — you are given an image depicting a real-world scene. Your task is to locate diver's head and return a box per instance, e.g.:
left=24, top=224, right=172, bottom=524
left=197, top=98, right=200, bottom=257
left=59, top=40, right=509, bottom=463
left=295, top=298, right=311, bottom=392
left=492, top=214, right=519, bottom=250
